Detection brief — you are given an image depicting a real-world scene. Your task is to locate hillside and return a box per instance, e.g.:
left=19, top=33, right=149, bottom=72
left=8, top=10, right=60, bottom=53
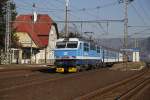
left=99, top=38, right=150, bottom=62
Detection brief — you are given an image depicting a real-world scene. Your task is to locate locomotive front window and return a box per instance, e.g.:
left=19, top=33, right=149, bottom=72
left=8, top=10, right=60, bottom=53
left=56, top=42, right=66, bottom=48
left=66, top=42, right=78, bottom=48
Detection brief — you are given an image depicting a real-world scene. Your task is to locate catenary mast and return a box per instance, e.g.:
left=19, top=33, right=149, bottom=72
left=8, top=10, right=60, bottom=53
left=65, top=0, right=70, bottom=38
left=5, top=0, right=11, bottom=64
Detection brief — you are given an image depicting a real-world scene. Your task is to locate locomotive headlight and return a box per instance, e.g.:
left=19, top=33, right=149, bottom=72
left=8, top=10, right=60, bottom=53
left=68, top=67, right=77, bottom=72
left=56, top=68, right=64, bottom=73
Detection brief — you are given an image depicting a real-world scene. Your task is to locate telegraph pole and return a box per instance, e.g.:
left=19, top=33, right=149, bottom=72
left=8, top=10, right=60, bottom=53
left=5, top=0, right=11, bottom=64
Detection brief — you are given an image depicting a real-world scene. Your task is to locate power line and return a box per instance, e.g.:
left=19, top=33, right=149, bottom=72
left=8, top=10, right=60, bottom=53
left=69, top=1, right=118, bottom=12
left=0, top=19, right=123, bottom=24
left=137, top=0, right=150, bottom=21
left=44, top=0, right=64, bottom=11
left=129, top=27, right=150, bottom=38
left=68, top=12, right=81, bottom=20
left=97, top=23, right=108, bottom=34
left=55, top=19, right=124, bottom=23
left=130, top=3, right=147, bottom=25
left=16, top=6, right=63, bottom=13
left=132, top=28, right=150, bottom=34
left=128, top=25, right=150, bottom=28
left=55, top=0, right=119, bottom=20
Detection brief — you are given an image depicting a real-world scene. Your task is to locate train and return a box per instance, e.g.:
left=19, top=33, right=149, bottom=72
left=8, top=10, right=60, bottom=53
left=54, top=38, right=123, bottom=73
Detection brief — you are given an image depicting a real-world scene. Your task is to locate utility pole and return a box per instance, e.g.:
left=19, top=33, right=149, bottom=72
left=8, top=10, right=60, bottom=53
left=65, top=0, right=69, bottom=38
left=124, top=0, right=128, bottom=49
left=5, top=0, right=11, bottom=64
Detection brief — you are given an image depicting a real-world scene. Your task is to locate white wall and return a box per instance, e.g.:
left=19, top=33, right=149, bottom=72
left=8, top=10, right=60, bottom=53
left=33, top=25, right=58, bottom=64
left=47, top=25, right=57, bottom=60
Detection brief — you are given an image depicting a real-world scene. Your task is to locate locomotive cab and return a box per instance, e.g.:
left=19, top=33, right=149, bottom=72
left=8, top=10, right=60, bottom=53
left=54, top=38, right=80, bottom=72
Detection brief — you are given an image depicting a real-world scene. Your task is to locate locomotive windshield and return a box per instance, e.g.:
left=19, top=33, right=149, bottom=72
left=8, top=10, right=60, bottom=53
left=56, top=41, right=78, bottom=48
left=66, top=42, right=78, bottom=48
left=56, top=42, right=66, bottom=48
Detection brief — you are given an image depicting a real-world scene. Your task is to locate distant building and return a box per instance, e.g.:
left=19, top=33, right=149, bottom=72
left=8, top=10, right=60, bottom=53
left=132, top=48, right=140, bottom=62
left=12, top=14, right=58, bottom=64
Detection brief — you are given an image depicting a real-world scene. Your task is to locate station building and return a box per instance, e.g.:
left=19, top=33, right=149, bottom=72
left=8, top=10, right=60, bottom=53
left=12, top=14, right=59, bottom=64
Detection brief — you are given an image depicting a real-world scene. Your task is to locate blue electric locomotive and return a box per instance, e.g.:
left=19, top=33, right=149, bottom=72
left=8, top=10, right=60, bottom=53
left=54, top=38, right=123, bottom=72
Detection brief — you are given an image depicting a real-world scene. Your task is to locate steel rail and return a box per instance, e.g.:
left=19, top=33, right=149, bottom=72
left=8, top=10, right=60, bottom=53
left=74, top=69, right=149, bottom=100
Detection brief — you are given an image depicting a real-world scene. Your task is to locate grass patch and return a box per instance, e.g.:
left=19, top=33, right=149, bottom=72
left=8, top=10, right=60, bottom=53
left=112, top=62, right=146, bottom=70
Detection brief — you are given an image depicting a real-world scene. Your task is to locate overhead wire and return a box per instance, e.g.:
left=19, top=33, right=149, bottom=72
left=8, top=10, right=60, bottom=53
left=97, top=23, right=108, bottom=34
left=130, top=27, right=150, bottom=37
left=130, top=3, right=147, bottom=25
left=137, top=0, right=150, bottom=21
left=15, top=0, right=64, bottom=20
left=54, top=0, right=96, bottom=34
left=129, top=2, right=150, bottom=38
left=71, top=1, right=118, bottom=12
left=14, top=0, right=126, bottom=38
left=55, top=0, right=119, bottom=20
left=54, top=0, right=123, bottom=37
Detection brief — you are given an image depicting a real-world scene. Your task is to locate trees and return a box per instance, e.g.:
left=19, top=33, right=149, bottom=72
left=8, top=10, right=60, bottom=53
left=0, top=0, right=17, bottom=48
left=0, top=0, right=6, bottom=48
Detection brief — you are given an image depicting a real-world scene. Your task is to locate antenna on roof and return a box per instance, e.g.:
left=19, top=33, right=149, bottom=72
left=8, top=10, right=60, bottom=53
left=32, top=3, right=37, bottom=23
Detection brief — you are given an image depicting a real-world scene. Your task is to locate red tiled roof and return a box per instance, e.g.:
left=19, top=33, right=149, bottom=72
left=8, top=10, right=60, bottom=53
left=13, top=14, right=53, bottom=48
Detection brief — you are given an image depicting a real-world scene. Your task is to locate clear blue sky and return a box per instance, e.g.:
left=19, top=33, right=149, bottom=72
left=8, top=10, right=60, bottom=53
left=14, top=0, right=150, bottom=38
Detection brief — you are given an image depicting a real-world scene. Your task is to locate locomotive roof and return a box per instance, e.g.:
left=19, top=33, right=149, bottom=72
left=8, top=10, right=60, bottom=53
left=57, top=38, right=79, bottom=42
left=57, top=37, right=96, bottom=43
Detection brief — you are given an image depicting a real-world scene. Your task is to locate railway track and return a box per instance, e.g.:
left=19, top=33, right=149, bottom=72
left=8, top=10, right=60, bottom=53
left=0, top=72, right=65, bottom=92
left=75, top=69, right=150, bottom=100
left=0, top=69, right=102, bottom=93
left=0, top=67, right=59, bottom=92
left=0, top=68, right=140, bottom=100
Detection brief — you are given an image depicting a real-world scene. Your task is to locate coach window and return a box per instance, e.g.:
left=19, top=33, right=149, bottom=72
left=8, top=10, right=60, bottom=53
left=84, top=43, right=89, bottom=52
